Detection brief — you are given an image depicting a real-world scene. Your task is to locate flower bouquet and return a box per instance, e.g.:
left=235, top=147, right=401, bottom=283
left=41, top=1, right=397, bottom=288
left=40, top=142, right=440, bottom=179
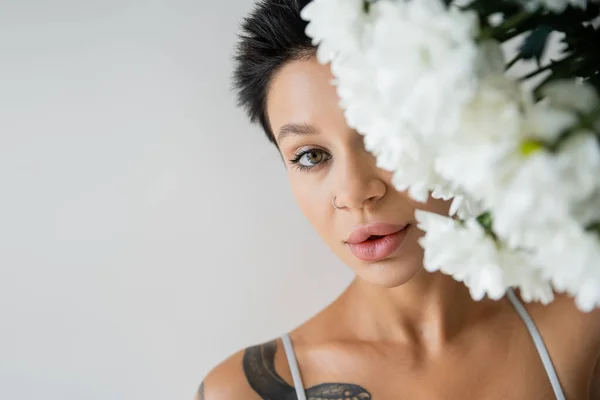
left=301, top=0, right=600, bottom=311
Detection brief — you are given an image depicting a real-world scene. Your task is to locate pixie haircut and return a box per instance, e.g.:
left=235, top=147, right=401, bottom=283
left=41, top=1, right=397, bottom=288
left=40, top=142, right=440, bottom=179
left=232, top=0, right=315, bottom=145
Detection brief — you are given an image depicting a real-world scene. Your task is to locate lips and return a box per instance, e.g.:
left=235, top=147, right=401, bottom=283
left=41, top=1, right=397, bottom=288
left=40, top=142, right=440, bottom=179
left=346, top=223, right=407, bottom=244
left=345, top=223, right=410, bottom=262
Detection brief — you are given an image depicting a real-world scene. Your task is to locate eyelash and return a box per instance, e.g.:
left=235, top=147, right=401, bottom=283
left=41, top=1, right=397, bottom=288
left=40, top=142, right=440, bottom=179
left=289, top=148, right=332, bottom=172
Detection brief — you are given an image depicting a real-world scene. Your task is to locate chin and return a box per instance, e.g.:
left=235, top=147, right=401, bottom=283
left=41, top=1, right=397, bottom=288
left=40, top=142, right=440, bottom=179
left=357, top=261, right=423, bottom=288
left=339, top=233, right=425, bottom=288
left=353, top=251, right=425, bottom=288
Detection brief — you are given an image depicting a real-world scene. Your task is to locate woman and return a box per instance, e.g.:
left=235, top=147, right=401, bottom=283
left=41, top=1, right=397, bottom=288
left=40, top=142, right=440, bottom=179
left=196, top=1, right=600, bottom=399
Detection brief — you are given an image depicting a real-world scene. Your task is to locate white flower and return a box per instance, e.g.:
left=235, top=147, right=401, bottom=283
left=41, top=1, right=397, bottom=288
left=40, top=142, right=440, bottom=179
left=436, top=76, right=600, bottom=311
left=489, top=133, right=599, bottom=249
left=415, top=210, right=553, bottom=303
left=533, top=227, right=600, bottom=312
left=415, top=210, right=506, bottom=300
left=541, top=79, right=600, bottom=114
left=437, top=77, right=600, bottom=251
left=300, top=0, right=370, bottom=64
left=432, top=187, right=483, bottom=220
left=576, top=280, right=600, bottom=313
left=487, top=12, right=504, bottom=27
left=475, top=40, right=508, bottom=79
left=365, top=0, right=480, bottom=138
left=435, top=72, right=524, bottom=198
left=303, top=0, right=481, bottom=203
left=303, top=0, right=600, bottom=311
left=304, top=0, right=483, bottom=203
left=521, top=0, right=588, bottom=13
left=491, top=131, right=600, bottom=253
left=572, top=187, right=600, bottom=226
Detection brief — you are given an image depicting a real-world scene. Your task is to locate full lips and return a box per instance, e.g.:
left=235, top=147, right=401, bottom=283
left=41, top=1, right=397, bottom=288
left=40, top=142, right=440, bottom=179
left=347, top=225, right=410, bottom=262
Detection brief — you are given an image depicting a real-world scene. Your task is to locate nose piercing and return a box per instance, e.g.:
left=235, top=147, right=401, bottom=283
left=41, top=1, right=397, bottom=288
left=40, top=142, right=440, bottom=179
left=332, top=196, right=342, bottom=210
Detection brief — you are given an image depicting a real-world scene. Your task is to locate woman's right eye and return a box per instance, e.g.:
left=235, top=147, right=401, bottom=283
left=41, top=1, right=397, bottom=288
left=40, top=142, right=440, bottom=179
left=289, top=148, right=331, bottom=171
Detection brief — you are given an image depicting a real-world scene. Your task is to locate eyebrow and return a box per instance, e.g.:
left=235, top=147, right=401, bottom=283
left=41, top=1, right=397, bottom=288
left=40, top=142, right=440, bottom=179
left=276, top=123, right=319, bottom=143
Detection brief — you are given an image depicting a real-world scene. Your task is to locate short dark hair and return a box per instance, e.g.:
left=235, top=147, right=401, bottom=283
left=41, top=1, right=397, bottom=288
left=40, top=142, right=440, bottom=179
left=232, top=0, right=315, bottom=145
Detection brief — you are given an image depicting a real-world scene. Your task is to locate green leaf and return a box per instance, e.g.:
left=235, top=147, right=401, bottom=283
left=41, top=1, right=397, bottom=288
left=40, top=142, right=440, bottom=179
left=476, top=211, right=499, bottom=241
left=519, top=25, right=553, bottom=64
left=586, top=221, right=600, bottom=238
left=363, top=0, right=371, bottom=13
left=476, top=212, right=493, bottom=230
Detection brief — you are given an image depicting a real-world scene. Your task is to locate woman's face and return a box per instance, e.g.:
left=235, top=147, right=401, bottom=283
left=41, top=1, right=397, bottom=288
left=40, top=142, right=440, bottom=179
left=266, top=56, right=450, bottom=288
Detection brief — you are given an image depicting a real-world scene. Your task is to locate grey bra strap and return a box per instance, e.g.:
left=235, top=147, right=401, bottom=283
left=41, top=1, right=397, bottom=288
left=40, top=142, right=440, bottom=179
left=506, top=289, right=566, bottom=400
left=281, top=333, right=307, bottom=400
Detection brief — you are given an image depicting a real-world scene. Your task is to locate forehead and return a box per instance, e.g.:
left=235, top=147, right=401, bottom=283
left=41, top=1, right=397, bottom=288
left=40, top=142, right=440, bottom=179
left=266, top=57, right=348, bottom=139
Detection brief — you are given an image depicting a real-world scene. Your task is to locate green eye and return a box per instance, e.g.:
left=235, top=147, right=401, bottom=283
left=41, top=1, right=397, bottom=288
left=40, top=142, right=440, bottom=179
left=301, top=150, right=325, bottom=166
left=290, top=148, right=331, bottom=171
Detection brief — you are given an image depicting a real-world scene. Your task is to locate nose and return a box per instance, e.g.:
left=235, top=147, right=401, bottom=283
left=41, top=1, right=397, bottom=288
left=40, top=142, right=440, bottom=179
left=333, top=147, right=387, bottom=211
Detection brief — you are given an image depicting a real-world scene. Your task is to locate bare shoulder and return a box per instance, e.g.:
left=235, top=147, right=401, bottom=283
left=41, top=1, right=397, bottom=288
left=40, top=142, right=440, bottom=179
left=538, top=292, right=600, bottom=344
left=523, top=291, right=600, bottom=362
left=194, top=348, right=258, bottom=400
left=194, top=338, right=298, bottom=400
left=525, top=292, right=600, bottom=387
left=505, top=290, right=600, bottom=398
left=192, top=294, right=350, bottom=400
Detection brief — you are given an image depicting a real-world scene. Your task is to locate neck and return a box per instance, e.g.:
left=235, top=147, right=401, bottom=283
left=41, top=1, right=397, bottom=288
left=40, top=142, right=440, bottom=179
left=341, top=270, right=493, bottom=348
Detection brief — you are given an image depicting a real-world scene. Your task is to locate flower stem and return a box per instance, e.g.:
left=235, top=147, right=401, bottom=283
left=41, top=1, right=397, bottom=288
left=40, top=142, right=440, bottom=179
left=505, top=53, right=521, bottom=71
left=519, top=53, right=575, bottom=82
left=480, top=10, right=537, bottom=41
left=500, top=11, right=535, bottom=32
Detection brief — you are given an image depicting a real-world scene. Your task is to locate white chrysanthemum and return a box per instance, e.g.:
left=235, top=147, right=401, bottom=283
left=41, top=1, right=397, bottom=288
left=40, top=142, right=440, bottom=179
left=438, top=77, right=600, bottom=250
left=303, top=0, right=600, bottom=310
left=532, top=226, right=600, bottom=312
left=484, top=134, right=599, bottom=251
left=365, top=0, right=480, bottom=138
left=572, top=187, right=600, bottom=226
left=435, top=73, right=524, bottom=198
left=415, top=210, right=554, bottom=303
left=435, top=41, right=522, bottom=201
left=542, top=79, right=600, bottom=114
left=303, top=0, right=481, bottom=203
left=431, top=186, right=484, bottom=220
left=319, top=0, right=481, bottom=203
left=521, top=0, right=588, bottom=13
left=415, top=210, right=507, bottom=300
left=300, top=0, right=370, bottom=64
left=575, top=278, right=600, bottom=313
left=489, top=82, right=600, bottom=249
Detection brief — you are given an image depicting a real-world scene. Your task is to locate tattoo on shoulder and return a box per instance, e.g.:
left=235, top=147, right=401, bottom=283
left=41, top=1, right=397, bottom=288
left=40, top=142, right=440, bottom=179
left=243, top=340, right=372, bottom=400
left=197, top=381, right=204, bottom=400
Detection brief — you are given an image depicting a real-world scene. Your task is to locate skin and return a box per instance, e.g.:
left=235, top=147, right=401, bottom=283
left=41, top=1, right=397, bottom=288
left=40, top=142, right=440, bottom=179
left=197, top=56, right=600, bottom=399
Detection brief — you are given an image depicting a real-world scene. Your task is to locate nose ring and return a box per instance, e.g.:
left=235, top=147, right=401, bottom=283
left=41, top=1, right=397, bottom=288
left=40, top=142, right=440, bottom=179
left=332, top=196, right=342, bottom=210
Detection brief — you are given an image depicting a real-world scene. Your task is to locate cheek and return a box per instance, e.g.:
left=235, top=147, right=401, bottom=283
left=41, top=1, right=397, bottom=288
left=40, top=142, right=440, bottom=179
left=417, top=196, right=452, bottom=216
left=289, top=178, right=335, bottom=235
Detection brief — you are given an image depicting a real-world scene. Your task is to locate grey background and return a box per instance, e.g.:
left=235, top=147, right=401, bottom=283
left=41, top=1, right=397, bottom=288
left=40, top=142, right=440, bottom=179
left=0, top=1, right=351, bottom=399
